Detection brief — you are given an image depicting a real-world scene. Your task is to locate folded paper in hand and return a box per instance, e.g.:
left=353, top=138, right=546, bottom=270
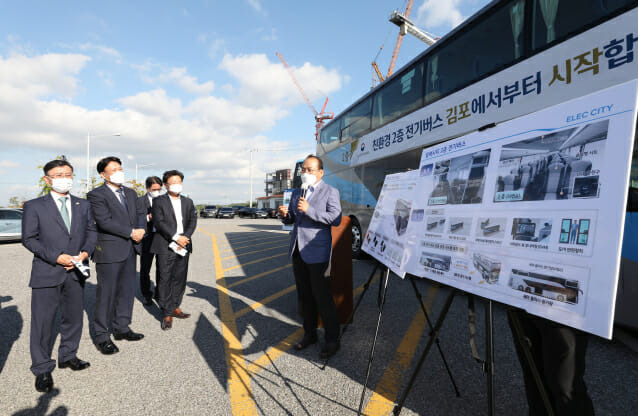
left=169, top=241, right=188, bottom=257
left=71, top=259, right=90, bottom=277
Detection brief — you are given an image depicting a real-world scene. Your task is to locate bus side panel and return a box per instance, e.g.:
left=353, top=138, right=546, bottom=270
left=617, top=212, right=638, bottom=329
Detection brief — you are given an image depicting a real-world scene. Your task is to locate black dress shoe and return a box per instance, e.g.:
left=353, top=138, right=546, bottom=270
left=114, top=330, right=144, bottom=341
left=35, top=372, right=53, bottom=393
left=319, top=341, right=340, bottom=359
left=96, top=339, right=119, bottom=355
left=293, top=334, right=318, bottom=350
left=58, top=357, right=90, bottom=371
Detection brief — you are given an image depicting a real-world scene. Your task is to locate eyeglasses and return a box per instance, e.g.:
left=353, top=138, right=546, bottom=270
left=48, top=174, right=74, bottom=179
left=300, top=168, right=319, bottom=173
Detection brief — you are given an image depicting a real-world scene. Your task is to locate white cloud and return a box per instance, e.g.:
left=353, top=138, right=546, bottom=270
left=145, top=67, right=215, bottom=95
left=247, top=0, right=264, bottom=13
left=219, top=53, right=342, bottom=108
left=0, top=160, right=19, bottom=168
left=415, top=0, right=465, bottom=31
left=208, top=38, right=226, bottom=59
left=0, top=52, right=343, bottom=205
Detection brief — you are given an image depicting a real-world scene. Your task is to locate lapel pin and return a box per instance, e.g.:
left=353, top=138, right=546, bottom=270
left=75, top=202, right=80, bottom=205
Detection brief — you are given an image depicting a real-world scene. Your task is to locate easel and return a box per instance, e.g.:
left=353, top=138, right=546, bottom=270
left=391, top=290, right=554, bottom=416
left=321, top=260, right=460, bottom=415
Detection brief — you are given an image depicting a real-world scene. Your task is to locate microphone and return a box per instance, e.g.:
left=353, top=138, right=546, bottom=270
left=301, top=183, right=309, bottom=199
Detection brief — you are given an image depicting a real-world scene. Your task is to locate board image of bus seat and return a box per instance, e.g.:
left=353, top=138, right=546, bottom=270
left=394, top=199, right=411, bottom=236
left=508, top=268, right=581, bottom=304
left=472, top=253, right=501, bottom=284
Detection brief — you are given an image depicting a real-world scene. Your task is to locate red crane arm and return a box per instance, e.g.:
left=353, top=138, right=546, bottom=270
left=387, top=0, right=414, bottom=78
left=276, top=52, right=318, bottom=116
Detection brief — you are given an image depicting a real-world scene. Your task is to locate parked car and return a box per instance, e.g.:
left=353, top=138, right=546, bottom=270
left=238, top=207, right=268, bottom=219
left=216, top=207, right=235, bottom=219
left=266, top=208, right=279, bottom=218
left=0, top=208, right=23, bottom=242
left=231, top=206, right=245, bottom=215
left=200, top=205, right=218, bottom=218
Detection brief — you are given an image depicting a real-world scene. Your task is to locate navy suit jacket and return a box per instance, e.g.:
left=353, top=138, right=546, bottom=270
left=22, top=193, right=97, bottom=288
left=150, top=194, right=197, bottom=254
left=137, top=193, right=154, bottom=251
left=282, top=182, right=342, bottom=264
left=87, top=184, right=146, bottom=263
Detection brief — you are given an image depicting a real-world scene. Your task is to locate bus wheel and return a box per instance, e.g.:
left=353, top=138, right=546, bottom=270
left=557, top=295, right=565, bottom=302
left=518, top=285, right=524, bottom=291
left=351, top=217, right=363, bottom=259
left=524, top=287, right=531, bottom=293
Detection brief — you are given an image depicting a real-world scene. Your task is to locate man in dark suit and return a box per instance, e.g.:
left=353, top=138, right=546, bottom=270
left=151, top=170, right=197, bottom=330
left=87, top=156, right=146, bottom=354
left=278, top=155, right=342, bottom=359
left=22, top=159, right=97, bottom=393
left=136, top=176, right=163, bottom=305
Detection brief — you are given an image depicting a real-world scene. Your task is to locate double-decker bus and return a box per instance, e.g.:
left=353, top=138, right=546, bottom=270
left=509, top=268, right=581, bottom=304
left=317, top=0, right=638, bottom=327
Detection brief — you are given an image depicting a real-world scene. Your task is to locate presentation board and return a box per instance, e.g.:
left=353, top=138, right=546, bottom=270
left=361, top=170, right=418, bottom=277
left=365, top=80, right=638, bottom=338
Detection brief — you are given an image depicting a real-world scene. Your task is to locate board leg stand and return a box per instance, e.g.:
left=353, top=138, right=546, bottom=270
left=485, top=299, right=495, bottom=416
left=321, top=261, right=380, bottom=370
left=392, top=289, right=456, bottom=416
left=409, top=277, right=460, bottom=397
left=508, top=309, right=555, bottom=416
left=357, top=267, right=391, bottom=416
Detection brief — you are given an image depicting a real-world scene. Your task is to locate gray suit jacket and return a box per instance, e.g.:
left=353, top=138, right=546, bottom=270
left=22, top=193, right=97, bottom=288
left=282, top=181, right=342, bottom=264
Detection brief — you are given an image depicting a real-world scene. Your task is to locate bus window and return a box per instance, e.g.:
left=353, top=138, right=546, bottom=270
left=425, top=0, right=525, bottom=103
left=372, top=62, right=424, bottom=129
left=532, top=0, right=637, bottom=50
left=341, top=97, right=372, bottom=142
left=320, top=118, right=342, bottom=145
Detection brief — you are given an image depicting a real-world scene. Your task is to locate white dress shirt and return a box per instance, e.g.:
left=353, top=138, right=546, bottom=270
left=170, top=195, right=184, bottom=241
left=51, top=191, right=72, bottom=223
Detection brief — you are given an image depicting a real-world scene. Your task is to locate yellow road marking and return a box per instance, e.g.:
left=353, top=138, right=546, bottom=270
left=363, top=283, right=440, bottom=416
left=209, top=232, right=258, bottom=415
left=221, top=244, right=288, bottom=261
left=220, top=236, right=287, bottom=251
left=246, top=328, right=305, bottom=376
left=227, top=264, right=291, bottom=289
left=221, top=233, right=288, bottom=245
left=235, top=285, right=297, bottom=318
left=223, top=252, right=288, bottom=272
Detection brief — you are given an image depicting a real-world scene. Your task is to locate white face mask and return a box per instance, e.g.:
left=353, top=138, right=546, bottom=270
left=149, top=190, right=161, bottom=198
left=301, top=173, right=317, bottom=186
left=50, top=177, right=73, bottom=194
left=169, top=184, right=183, bottom=194
left=109, top=170, right=125, bottom=185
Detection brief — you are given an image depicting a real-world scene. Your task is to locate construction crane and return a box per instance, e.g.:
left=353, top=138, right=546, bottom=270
left=276, top=52, right=334, bottom=141
left=372, top=0, right=439, bottom=86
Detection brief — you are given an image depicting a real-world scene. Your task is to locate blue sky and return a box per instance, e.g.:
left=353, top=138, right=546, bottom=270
left=0, top=0, right=490, bottom=205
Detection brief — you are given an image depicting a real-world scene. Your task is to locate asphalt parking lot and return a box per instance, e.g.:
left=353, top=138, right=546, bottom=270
left=1, top=217, right=638, bottom=415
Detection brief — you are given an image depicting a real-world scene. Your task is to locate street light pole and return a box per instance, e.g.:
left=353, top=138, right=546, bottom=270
left=85, top=132, right=121, bottom=193
left=135, top=163, right=155, bottom=183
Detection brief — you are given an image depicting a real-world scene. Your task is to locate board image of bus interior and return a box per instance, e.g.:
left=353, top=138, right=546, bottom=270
left=394, top=198, right=411, bottom=236
left=419, top=252, right=452, bottom=272
left=494, top=120, right=607, bottom=202
left=472, top=253, right=501, bottom=284
left=509, top=268, right=581, bottom=304
left=429, top=150, right=491, bottom=205
left=511, top=218, right=552, bottom=242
